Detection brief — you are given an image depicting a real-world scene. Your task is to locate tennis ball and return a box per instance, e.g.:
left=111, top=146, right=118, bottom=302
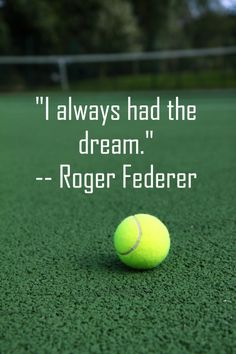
left=114, top=214, right=170, bottom=270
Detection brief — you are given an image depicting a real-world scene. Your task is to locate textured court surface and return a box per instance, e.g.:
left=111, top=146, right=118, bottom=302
left=0, top=90, right=235, bottom=354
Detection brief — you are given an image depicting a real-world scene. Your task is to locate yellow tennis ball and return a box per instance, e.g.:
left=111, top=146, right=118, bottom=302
left=114, top=214, right=170, bottom=269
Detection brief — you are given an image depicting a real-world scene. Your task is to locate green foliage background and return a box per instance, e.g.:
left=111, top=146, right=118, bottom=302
left=0, top=0, right=235, bottom=55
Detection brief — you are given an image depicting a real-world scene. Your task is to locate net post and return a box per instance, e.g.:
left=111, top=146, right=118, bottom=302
left=58, top=59, right=69, bottom=90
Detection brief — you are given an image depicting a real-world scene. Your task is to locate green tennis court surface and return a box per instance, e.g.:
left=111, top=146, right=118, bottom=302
left=0, top=90, right=235, bottom=353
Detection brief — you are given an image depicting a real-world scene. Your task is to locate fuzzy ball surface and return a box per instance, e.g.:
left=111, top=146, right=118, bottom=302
left=114, top=214, right=170, bottom=269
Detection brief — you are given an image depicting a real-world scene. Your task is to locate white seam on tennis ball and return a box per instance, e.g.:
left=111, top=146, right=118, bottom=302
left=118, top=215, right=142, bottom=256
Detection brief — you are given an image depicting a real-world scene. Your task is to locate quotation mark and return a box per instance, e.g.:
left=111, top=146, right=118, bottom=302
left=140, top=130, right=154, bottom=154
left=145, top=130, right=154, bottom=139
left=36, top=96, right=44, bottom=105
left=36, top=96, right=49, bottom=120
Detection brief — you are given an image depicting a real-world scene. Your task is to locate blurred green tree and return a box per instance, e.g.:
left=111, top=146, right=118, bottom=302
left=186, top=12, right=236, bottom=47
left=130, top=0, right=170, bottom=50
left=154, top=0, right=192, bottom=49
left=55, top=0, right=141, bottom=53
left=91, top=0, right=142, bottom=52
left=2, top=0, right=60, bottom=54
left=0, top=0, right=235, bottom=55
left=1, top=0, right=141, bottom=54
left=0, top=18, right=10, bottom=53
